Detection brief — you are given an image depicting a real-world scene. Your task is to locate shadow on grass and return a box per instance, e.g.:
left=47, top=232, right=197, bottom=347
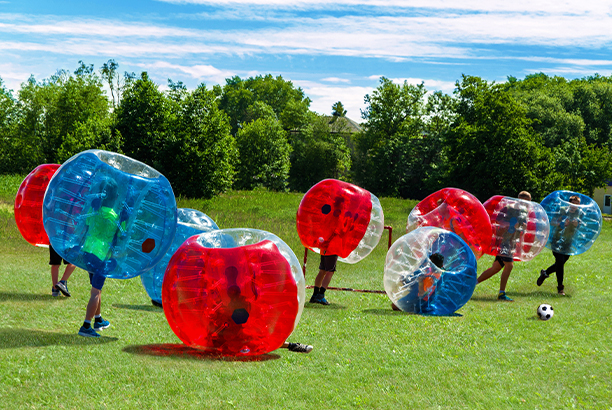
left=123, top=343, right=280, bottom=362
left=361, top=308, right=462, bottom=317
left=510, top=290, right=572, bottom=298
left=0, top=328, right=118, bottom=348
left=0, top=292, right=67, bottom=303
left=113, top=303, right=164, bottom=313
left=470, top=291, right=571, bottom=302
left=305, top=302, right=346, bottom=310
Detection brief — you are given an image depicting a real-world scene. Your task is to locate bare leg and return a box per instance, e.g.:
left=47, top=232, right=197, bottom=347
left=477, top=261, right=503, bottom=284
left=314, top=269, right=334, bottom=287
left=498, top=261, right=514, bottom=292
left=61, top=264, right=76, bottom=282
left=96, top=296, right=102, bottom=316
left=85, top=288, right=102, bottom=321
left=51, top=265, right=60, bottom=287
left=320, top=271, right=334, bottom=288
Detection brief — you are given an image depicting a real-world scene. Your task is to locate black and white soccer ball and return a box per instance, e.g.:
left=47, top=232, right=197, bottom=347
left=537, top=304, right=554, bottom=321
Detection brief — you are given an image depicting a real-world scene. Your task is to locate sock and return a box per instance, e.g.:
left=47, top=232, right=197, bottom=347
left=320, top=287, right=326, bottom=296
left=312, top=287, right=320, bottom=296
left=83, top=320, right=91, bottom=329
left=94, top=315, right=103, bottom=323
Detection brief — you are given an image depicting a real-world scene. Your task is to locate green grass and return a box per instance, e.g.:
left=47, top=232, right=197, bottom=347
left=0, top=176, right=610, bottom=409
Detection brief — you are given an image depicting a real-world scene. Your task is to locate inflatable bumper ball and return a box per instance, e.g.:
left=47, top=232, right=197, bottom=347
left=384, top=227, right=477, bottom=316
left=162, top=228, right=306, bottom=356
left=140, top=208, right=219, bottom=306
left=14, top=164, right=60, bottom=247
left=43, top=150, right=177, bottom=279
left=406, top=187, right=492, bottom=258
left=540, top=191, right=602, bottom=256
left=296, top=179, right=384, bottom=263
left=483, top=196, right=549, bottom=261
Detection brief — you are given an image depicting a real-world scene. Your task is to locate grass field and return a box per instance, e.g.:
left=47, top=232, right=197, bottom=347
left=1, top=176, right=611, bottom=409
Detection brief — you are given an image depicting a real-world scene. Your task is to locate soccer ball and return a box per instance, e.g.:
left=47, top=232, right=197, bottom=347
left=537, top=304, right=554, bottom=320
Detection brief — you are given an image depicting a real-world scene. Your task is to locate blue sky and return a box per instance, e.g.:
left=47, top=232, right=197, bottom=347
left=1, top=0, right=611, bottom=121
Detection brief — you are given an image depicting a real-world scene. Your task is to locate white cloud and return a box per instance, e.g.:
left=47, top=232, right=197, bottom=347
left=138, top=61, right=235, bottom=84
left=389, top=77, right=456, bottom=94
left=295, top=80, right=372, bottom=120
left=2, top=7, right=612, bottom=63
left=0, top=62, right=32, bottom=92
left=157, top=0, right=612, bottom=15
left=321, top=77, right=351, bottom=83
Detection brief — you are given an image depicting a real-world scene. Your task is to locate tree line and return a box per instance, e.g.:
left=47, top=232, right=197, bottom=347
left=1, top=61, right=611, bottom=201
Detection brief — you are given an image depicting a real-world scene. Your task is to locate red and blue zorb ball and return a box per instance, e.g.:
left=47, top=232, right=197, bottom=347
left=407, top=187, right=492, bottom=259
left=296, top=179, right=384, bottom=263
left=140, top=208, right=219, bottom=305
left=14, top=164, right=60, bottom=247
left=162, top=228, right=306, bottom=356
left=540, top=191, right=602, bottom=256
left=383, top=227, right=477, bottom=316
left=483, top=195, right=549, bottom=261
left=42, top=150, right=177, bottom=278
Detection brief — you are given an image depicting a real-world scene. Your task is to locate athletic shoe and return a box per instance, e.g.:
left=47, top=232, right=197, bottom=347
left=93, top=318, right=110, bottom=330
left=497, top=292, right=513, bottom=302
left=287, top=343, right=313, bottom=353
left=391, top=303, right=401, bottom=311
left=52, top=286, right=60, bottom=297
left=536, top=270, right=549, bottom=286
left=55, top=280, right=71, bottom=297
left=151, top=299, right=163, bottom=308
left=558, top=286, right=566, bottom=296
left=78, top=326, right=100, bottom=338
left=310, top=294, right=330, bottom=305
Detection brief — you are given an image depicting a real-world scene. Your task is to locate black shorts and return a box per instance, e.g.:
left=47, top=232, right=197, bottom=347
left=495, top=255, right=513, bottom=266
left=49, top=245, right=69, bottom=265
left=319, top=254, right=338, bottom=272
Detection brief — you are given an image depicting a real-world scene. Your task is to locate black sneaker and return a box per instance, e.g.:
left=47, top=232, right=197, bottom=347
left=287, top=343, right=313, bottom=353
left=93, top=318, right=110, bottom=330
left=56, top=280, right=71, bottom=297
left=497, top=291, right=513, bottom=302
left=310, top=293, right=330, bottom=305
left=537, top=270, right=549, bottom=286
left=52, top=286, right=60, bottom=297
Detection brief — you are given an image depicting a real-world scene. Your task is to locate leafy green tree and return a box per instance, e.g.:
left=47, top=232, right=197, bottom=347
left=160, top=84, right=237, bottom=198
left=12, top=62, right=112, bottom=170
left=552, top=137, right=612, bottom=196
left=0, top=78, right=22, bottom=173
left=100, top=59, right=124, bottom=109
left=506, top=73, right=612, bottom=196
left=234, top=112, right=292, bottom=191
left=569, top=78, right=612, bottom=147
left=354, top=77, right=430, bottom=198
left=289, top=113, right=352, bottom=192
left=419, top=91, right=457, bottom=192
left=56, top=117, right=122, bottom=163
left=445, top=75, right=553, bottom=200
left=506, top=73, right=583, bottom=148
left=115, top=72, right=175, bottom=170
left=217, top=74, right=311, bottom=135
left=332, top=101, right=347, bottom=117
